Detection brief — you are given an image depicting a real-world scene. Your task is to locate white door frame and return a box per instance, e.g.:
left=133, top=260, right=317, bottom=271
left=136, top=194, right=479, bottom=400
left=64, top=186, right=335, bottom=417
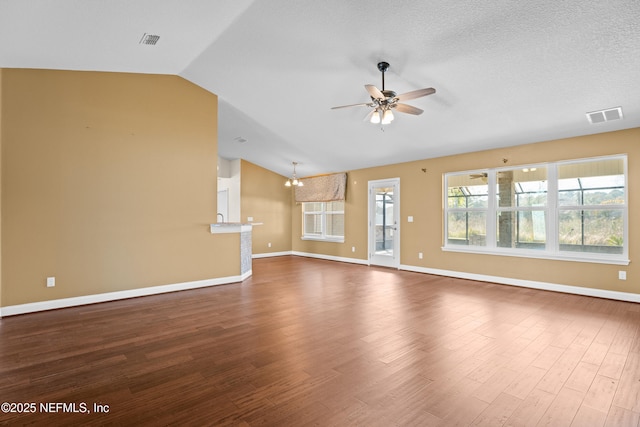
left=368, top=178, right=400, bottom=268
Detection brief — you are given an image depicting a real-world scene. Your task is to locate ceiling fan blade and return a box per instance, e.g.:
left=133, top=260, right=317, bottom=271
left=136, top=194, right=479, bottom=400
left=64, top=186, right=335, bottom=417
left=331, top=102, right=371, bottom=110
left=394, top=103, right=423, bottom=115
left=395, top=87, right=436, bottom=101
left=365, top=84, right=385, bottom=99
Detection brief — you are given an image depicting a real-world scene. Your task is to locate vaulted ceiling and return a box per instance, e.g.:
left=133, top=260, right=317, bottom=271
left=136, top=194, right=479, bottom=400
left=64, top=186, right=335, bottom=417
left=2, top=0, right=639, bottom=178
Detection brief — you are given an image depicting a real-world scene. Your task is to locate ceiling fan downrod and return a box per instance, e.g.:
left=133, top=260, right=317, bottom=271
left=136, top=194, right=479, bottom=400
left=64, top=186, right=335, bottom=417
left=377, top=61, right=389, bottom=91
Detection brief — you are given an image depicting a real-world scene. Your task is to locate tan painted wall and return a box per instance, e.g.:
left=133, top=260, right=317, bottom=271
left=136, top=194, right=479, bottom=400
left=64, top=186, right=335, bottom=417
left=1, top=69, right=239, bottom=307
left=294, top=128, right=640, bottom=294
left=0, top=68, right=3, bottom=309
left=241, top=160, right=292, bottom=254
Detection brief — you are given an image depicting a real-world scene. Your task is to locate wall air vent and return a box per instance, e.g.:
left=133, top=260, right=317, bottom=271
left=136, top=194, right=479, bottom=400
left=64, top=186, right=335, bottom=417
left=586, top=107, right=623, bottom=124
left=139, top=33, right=160, bottom=45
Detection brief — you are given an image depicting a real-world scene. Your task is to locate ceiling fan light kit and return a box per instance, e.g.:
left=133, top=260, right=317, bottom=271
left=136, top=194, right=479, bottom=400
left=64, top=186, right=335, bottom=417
left=381, top=108, right=394, bottom=124
left=331, top=61, right=435, bottom=126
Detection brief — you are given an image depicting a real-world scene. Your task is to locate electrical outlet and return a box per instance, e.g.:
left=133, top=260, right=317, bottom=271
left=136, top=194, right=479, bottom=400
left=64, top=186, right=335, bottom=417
left=619, top=271, right=627, bottom=280
left=352, top=246, right=356, bottom=252
left=419, top=252, right=423, bottom=259
left=408, top=216, right=414, bottom=223
left=247, top=216, right=254, bottom=222
left=268, top=242, right=272, bottom=248
left=47, top=277, right=56, bottom=287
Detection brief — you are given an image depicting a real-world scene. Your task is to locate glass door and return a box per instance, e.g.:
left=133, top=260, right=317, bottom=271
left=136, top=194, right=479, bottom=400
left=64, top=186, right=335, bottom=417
left=368, top=178, right=400, bottom=268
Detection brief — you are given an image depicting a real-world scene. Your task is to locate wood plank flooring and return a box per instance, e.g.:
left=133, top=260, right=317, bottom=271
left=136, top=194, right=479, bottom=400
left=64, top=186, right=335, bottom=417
left=1, top=255, right=639, bottom=426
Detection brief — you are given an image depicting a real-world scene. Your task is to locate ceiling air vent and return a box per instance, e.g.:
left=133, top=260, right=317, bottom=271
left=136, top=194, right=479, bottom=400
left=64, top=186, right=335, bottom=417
left=586, top=107, right=623, bottom=124
left=139, top=33, right=160, bottom=45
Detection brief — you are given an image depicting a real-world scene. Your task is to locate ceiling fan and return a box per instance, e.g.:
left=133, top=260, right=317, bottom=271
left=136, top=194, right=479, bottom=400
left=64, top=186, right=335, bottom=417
left=331, top=61, right=436, bottom=125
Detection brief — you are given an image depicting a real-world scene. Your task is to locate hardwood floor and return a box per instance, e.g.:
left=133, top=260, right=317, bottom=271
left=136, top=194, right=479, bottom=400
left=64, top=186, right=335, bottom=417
left=1, top=256, right=639, bottom=426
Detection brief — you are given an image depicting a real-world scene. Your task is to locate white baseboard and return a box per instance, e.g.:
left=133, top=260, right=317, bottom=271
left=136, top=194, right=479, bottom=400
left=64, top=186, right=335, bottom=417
left=252, top=251, right=368, bottom=265
left=400, top=264, right=640, bottom=303
left=253, top=251, right=292, bottom=259
left=4, top=254, right=636, bottom=317
left=0, top=270, right=252, bottom=317
left=291, top=251, right=369, bottom=265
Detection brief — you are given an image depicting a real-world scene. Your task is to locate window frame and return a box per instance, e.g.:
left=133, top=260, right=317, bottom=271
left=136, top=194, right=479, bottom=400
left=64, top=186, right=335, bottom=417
left=301, top=201, right=345, bottom=242
left=442, top=155, right=629, bottom=265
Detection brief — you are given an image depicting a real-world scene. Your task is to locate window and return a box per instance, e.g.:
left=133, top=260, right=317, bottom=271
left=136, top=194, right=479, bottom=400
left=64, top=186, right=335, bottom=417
left=443, top=156, right=628, bottom=264
left=557, top=159, right=625, bottom=255
left=302, top=201, right=345, bottom=241
left=496, top=168, right=548, bottom=250
left=446, top=174, right=488, bottom=246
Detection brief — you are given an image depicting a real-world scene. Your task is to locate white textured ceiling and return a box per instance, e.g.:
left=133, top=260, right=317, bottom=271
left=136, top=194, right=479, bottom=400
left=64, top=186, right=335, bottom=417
left=2, top=0, right=639, bottom=178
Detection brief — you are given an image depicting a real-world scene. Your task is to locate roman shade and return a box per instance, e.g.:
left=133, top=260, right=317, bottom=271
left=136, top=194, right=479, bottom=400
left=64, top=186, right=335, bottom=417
left=295, top=173, right=347, bottom=202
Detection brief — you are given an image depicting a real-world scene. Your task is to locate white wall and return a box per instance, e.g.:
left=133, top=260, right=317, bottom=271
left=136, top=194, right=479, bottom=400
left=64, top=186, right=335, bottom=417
left=217, top=157, right=241, bottom=222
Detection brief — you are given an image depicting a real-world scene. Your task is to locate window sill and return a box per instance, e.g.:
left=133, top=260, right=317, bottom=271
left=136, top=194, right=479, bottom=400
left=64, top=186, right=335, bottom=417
left=301, top=236, right=345, bottom=243
left=441, top=246, right=630, bottom=266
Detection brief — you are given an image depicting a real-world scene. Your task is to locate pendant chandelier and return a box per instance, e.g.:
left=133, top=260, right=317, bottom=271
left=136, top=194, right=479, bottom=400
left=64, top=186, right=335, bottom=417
left=284, top=162, right=304, bottom=187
